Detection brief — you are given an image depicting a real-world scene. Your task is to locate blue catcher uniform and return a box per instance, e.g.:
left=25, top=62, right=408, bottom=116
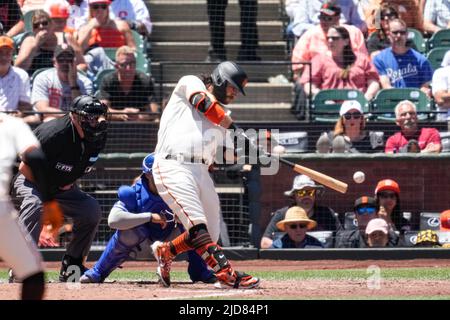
left=82, top=156, right=214, bottom=283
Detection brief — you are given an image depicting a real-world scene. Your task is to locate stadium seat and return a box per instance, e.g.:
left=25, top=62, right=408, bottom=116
left=307, top=231, right=334, bottom=248
left=426, top=47, right=450, bottom=70
left=370, top=88, right=432, bottom=121
left=310, top=89, right=369, bottom=123
left=419, top=212, right=440, bottom=231
left=343, top=212, right=358, bottom=230
left=93, top=68, right=115, bottom=91
left=428, top=29, right=450, bottom=50
left=270, top=131, right=308, bottom=153
left=440, top=132, right=450, bottom=153
left=23, top=10, right=35, bottom=32
left=406, top=28, right=427, bottom=53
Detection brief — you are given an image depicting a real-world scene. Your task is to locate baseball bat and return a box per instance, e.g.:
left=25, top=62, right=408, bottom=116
left=277, top=157, right=348, bottom=194
left=228, top=123, right=348, bottom=194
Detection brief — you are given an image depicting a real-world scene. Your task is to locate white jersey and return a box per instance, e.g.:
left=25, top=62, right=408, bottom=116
left=0, top=113, right=39, bottom=198
left=155, top=75, right=230, bottom=165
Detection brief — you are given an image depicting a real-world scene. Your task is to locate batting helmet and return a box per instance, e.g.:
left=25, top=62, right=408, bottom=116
left=142, top=153, right=155, bottom=174
left=211, top=61, right=248, bottom=103
left=70, top=95, right=108, bottom=143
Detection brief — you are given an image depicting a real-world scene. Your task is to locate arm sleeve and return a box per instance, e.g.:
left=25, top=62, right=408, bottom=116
left=78, top=75, right=93, bottom=95
left=263, top=210, right=285, bottom=239
left=97, top=74, right=112, bottom=100
left=432, top=68, right=447, bottom=94
left=181, top=75, right=207, bottom=102
left=428, top=128, right=442, bottom=144
left=372, top=54, right=387, bottom=76
left=108, top=202, right=152, bottom=230
left=384, top=135, right=396, bottom=153
left=132, top=0, right=152, bottom=33
left=421, top=58, right=434, bottom=84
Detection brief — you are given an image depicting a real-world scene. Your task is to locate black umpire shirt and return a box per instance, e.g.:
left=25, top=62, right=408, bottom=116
left=33, top=113, right=106, bottom=194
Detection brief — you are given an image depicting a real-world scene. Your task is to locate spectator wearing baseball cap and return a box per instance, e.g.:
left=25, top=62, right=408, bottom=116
left=365, top=218, right=389, bottom=247
left=440, top=210, right=450, bottom=232
left=260, top=174, right=341, bottom=249
left=271, top=206, right=323, bottom=249
left=315, top=100, right=384, bottom=153
left=0, top=35, right=39, bottom=123
left=374, top=179, right=411, bottom=234
left=335, top=196, right=400, bottom=248
left=31, top=43, right=93, bottom=121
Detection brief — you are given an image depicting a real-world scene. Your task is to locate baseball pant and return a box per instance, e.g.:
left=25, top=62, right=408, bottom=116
left=13, top=174, right=102, bottom=259
left=153, top=158, right=221, bottom=242
left=0, top=199, right=43, bottom=280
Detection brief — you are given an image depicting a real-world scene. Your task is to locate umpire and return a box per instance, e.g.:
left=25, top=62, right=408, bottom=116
left=12, top=95, right=108, bottom=282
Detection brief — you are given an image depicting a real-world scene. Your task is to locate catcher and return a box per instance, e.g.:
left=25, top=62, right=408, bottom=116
left=80, top=154, right=216, bottom=284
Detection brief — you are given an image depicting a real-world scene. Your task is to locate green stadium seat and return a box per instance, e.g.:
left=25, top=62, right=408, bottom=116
left=426, top=47, right=450, bottom=70
left=310, top=89, right=369, bottom=123
left=406, top=28, right=427, bottom=53
left=370, top=88, right=432, bottom=121
left=428, top=29, right=450, bottom=50
left=93, top=68, right=115, bottom=91
left=24, top=10, right=35, bottom=32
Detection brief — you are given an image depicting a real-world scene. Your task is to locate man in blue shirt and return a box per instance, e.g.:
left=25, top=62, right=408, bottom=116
left=373, top=18, right=433, bottom=96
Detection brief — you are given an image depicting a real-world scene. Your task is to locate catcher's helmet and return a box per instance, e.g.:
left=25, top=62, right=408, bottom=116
left=70, top=95, right=108, bottom=142
left=211, top=61, right=248, bottom=103
left=142, top=153, right=154, bottom=174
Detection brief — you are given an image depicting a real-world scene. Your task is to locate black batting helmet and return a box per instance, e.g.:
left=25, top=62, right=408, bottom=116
left=212, top=61, right=248, bottom=97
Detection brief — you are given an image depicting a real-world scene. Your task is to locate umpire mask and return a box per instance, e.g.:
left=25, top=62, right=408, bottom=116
left=211, top=61, right=248, bottom=104
left=70, top=95, right=108, bottom=143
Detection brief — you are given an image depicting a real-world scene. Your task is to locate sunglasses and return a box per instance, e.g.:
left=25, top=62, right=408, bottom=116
left=296, top=189, right=316, bottom=197
left=343, top=112, right=362, bottom=120
left=33, top=21, right=49, bottom=28
left=319, top=15, right=335, bottom=22
left=91, top=4, right=108, bottom=10
left=356, top=206, right=377, bottom=215
left=378, top=192, right=396, bottom=199
left=57, top=56, right=74, bottom=63
left=391, top=30, right=407, bottom=36
left=288, top=223, right=307, bottom=230
left=327, top=36, right=342, bottom=41
left=117, top=61, right=136, bottom=68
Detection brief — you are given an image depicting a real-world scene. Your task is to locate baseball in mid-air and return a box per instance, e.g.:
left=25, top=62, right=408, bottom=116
left=272, top=145, right=286, bottom=155
left=353, top=171, right=365, bottom=184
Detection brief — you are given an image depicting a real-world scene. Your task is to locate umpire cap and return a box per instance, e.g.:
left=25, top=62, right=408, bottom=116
left=212, top=61, right=248, bottom=95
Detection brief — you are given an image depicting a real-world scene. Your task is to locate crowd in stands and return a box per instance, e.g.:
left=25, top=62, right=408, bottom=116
left=261, top=175, right=450, bottom=249
left=1, top=0, right=158, bottom=123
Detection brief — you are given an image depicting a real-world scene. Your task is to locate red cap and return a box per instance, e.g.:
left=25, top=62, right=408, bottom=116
left=48, top=3, right=70, bottom=18
left=440, top=210, right=450, bottom=232
left=375, top=179, right=400, bottom=195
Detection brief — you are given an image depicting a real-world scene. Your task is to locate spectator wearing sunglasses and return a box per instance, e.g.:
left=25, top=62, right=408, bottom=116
left=373, top=19, right=433, bottom=96
left=97, top=45, right=159, bottom=121
left=270, top=206, right=323, bottom=249
left=316, top=100, right=384, bottom=153
left=300, top=25, right=379, bottom=101
left=375, top=179, right=411, bottom=233
left=385, top=100, right=442, bottom=153
left=77, top=0, right=135, bottom=52
left=291, top=2, right=368, bottom=78
left=335, top=196, right=399, bottom=248
left=288, top=0, right=366, bottom=39
left=31, top=44, right=93, bottom=121
left=14, top=10, right=58, bottom=76
left=260, top=174, right=341, bottom=249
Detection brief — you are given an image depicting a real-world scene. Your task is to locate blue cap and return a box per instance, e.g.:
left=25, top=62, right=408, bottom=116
left=142, top=153, right=154, bottom=174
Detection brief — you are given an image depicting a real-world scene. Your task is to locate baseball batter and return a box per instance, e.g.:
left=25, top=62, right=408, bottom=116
left=151, top=61, right=259, bottom=289
left=0, top=113, right=45, bottom=299
left=80, top=154, right=216, bottom=284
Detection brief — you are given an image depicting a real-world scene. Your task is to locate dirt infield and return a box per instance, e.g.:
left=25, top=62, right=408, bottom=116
left=1, top=259, right=450, bottom=300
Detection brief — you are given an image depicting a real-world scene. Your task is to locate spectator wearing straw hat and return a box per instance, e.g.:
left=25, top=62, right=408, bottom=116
left=260, top=174, right=341, bottom=249
left=335, top=196, right=400, bottom=248
left=271, top=206, right=323, bottom=249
